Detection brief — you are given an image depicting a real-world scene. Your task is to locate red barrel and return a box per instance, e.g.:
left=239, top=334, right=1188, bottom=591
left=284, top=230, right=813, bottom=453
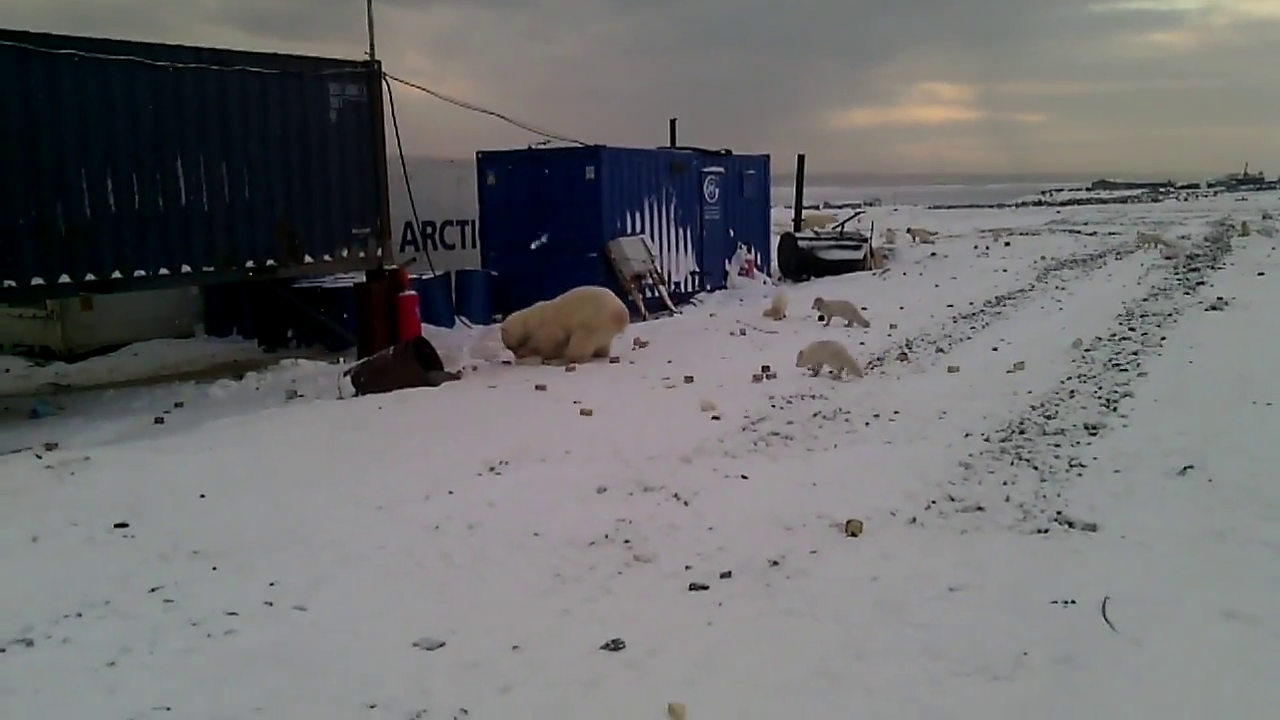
left=396, top=290, right=423, bottom=342
left=391, top=267, right=411, bottom=294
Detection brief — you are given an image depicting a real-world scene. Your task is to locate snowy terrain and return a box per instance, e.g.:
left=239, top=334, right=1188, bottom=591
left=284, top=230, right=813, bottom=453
left=3, top=193, right=1280, bottom=719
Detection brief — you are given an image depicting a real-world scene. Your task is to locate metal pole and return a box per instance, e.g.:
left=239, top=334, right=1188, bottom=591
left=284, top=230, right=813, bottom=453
left=363, top=0, right=390, bottom=266
left=791, top=153, right=806, bottom=234
left=668, top=118, right=677, bottom=147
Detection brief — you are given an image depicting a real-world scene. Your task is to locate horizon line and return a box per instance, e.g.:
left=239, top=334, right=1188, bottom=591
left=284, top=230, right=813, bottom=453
left=393, top=155, right=1240, bottom=184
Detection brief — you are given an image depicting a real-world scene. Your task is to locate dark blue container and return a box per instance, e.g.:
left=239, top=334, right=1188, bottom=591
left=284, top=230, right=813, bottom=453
left=414, top=272, right=455, bottom=328
left=454, top=268, right=495, bottom=325
left=0, top=28, right=386, bottom=302
left=475, top=145, right=771, bottom=315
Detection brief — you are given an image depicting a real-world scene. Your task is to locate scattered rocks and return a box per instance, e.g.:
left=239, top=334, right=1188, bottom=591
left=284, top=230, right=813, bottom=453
left=946, top=365, right=960, bottom=374
left=844, top=518, right=864, bottom=537
left=565, top=364, right=578, bottom=373
left=2, top=637, right=35, bottom=653
left=599, top=637, right=626, bottom=652
left=412, top=637, right=446, bottom=652
left=751, top=373, right=764, bottom=384
left=688, top=582, right=711, bottom=592
left=534, top=383, right=548, bottom=391
left=608, top=356, right=621, bottom=364
left=578, top=408, right=594, bottom=417
left=632, top=337, right=650, bottom=349
left=683, top=374, right=695, bottom=384
left=1071, top=338, right=1084, bottom=349
left=668, top=702, right=688, bottom=720
left=699, top=398, right=718, bottom=412
left=153, top=416, right=165, bottom=425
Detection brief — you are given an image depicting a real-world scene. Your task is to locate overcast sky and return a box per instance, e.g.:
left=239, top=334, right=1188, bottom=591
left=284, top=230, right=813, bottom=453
left=11, top=0, right=1280, bottom=178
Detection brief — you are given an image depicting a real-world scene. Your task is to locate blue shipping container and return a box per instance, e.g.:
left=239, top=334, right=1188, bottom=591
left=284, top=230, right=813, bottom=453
left=475, top=145, right=771, bottom=316
left=0, top=28, right=388, bottom=301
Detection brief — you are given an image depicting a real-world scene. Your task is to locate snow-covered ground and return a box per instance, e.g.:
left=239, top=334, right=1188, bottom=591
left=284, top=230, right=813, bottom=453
left=0, top=337, right=320, bottom=398
left=3, top=193, right=1280, bottom=719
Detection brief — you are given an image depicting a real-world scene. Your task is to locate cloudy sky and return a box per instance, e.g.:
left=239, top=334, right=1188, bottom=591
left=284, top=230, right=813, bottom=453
left=12, top=0, right=1280, bottom=178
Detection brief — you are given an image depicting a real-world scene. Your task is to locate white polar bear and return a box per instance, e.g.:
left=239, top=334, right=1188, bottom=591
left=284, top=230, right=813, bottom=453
left=499, top=285, right=630, bottom=365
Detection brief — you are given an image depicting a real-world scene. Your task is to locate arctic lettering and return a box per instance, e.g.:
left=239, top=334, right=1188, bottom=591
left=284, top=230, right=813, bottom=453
left=399, top=219, right=479, bottom=254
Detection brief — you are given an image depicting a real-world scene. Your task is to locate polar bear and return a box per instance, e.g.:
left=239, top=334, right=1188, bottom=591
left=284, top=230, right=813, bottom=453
left=499, top=285, right=630, bottom=365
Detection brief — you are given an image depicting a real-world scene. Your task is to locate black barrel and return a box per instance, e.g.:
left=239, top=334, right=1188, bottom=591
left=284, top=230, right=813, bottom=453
left=343, top=335, right=459, bottom=397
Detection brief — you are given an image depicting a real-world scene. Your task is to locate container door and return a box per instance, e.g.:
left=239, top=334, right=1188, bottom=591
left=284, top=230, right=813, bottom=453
left=699, top=167, right=728, bottom=290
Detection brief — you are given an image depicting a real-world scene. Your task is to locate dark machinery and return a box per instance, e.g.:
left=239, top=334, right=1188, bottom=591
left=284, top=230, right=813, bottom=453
left=776, top=211, right=876, bottom=282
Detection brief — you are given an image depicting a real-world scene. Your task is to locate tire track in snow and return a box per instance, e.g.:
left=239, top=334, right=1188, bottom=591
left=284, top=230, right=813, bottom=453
left=927, top=219, right=1238, bottom=534
left=707, top=236, right=1146, bottom=459
left=860, top=240, right=1143, bottom=374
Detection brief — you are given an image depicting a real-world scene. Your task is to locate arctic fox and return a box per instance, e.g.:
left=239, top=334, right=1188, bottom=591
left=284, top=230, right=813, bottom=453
left=762, top=289, right=788, bottom=320
left=796, top=339, right=864, bottom=380
left=907, top=227, right=938, bottom=244
left=812, top=297, right=871, bottom=328
left=1136, top=231, right=1173, bottom=250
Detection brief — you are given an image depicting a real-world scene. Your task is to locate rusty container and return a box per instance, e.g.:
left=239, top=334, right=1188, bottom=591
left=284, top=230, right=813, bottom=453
left=344, top=335, right=450, bottom=397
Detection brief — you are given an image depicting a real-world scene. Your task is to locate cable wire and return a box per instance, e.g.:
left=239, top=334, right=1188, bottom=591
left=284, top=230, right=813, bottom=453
left=2, top=37, right=585, bottom=145
left=382, top=73, right=436, bottom=278
left=384, top=72, right=587, bottom=146
left=384, top=72, right=481, bottom=327
left=382, top=71, right=590, bottom=328
left=0, top=38, right=362, bottom=75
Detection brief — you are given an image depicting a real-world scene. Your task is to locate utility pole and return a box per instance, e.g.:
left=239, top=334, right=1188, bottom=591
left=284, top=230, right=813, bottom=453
left=366, top=0, right=377, bottom=60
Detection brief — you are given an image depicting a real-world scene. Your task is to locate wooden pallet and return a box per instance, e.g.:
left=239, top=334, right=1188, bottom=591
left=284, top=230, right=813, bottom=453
left=605, top=234, right=679, bottom=319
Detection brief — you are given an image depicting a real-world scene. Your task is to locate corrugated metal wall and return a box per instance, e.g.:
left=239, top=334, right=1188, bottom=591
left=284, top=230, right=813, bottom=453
left=598, top=147, right=704, bottom=298
left=476, top=145, right=771, bottom=316
left=0, top=29, right=387, bottom=300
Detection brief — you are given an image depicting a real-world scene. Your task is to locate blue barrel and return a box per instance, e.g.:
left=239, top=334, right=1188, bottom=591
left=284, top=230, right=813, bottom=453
left=414, top=272, right=455, bottom=328
left=231, top=283, right=258, bottom=340
left=289, top=278, right=326, bottom=348
left=319, top=278, right=359, bottom=352
left=454, top=268, right=495, bottom=325
left=201, top=284, right=236, bottom=338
